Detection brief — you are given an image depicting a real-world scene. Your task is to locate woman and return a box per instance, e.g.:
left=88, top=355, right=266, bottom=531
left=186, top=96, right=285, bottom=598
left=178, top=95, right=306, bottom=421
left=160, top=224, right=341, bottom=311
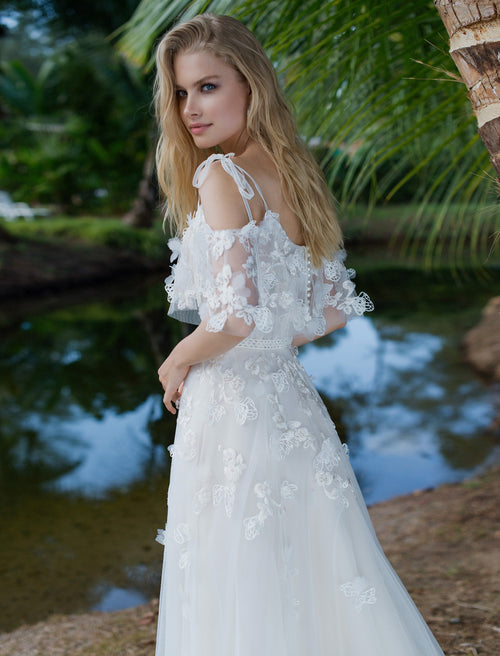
left=155, top=13, right=445, bottom=656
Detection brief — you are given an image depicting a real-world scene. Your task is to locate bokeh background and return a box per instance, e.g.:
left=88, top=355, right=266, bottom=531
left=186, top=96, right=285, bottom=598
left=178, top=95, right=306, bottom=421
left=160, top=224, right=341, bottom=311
left=1, top=0, right=499, bottom=635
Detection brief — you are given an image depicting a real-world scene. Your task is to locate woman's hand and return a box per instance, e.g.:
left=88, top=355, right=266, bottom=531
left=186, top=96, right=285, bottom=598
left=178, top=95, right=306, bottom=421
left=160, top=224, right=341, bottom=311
left=158, top=351, right=190, bottom=415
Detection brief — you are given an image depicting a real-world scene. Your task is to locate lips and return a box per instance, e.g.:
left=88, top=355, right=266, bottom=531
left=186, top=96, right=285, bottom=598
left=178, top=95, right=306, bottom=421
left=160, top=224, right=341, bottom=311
left=189, top=123, right=211, bottom=135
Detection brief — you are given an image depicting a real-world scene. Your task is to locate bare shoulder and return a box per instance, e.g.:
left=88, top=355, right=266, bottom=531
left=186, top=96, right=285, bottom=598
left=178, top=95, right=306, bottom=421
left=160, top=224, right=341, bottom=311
left=198, top=160, right=249, bottom=230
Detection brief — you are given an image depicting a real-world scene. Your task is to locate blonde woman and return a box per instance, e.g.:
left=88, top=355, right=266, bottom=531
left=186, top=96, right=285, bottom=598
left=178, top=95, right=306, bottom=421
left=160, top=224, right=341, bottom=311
left=155, top=13, right=444, bottom=656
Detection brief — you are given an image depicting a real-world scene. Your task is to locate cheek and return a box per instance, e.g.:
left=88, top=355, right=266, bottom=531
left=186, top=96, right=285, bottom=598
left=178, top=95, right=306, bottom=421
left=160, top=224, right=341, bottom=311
left=222, top=93, right=247, bottom=126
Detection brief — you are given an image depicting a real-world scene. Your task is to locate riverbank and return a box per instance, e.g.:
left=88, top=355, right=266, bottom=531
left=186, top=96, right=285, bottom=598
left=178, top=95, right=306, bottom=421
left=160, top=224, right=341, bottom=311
left=0, top=220, right=167, bottom=300
left=2, top=207, right=497, bottom=301
left=0, top=466, right=498, bottom=656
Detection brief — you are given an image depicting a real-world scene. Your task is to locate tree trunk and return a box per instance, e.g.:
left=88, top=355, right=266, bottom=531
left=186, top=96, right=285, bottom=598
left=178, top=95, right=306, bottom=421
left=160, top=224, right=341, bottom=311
left=122, top=139, right=158, bottom=228
left=434, top=0, right=500, bottom=177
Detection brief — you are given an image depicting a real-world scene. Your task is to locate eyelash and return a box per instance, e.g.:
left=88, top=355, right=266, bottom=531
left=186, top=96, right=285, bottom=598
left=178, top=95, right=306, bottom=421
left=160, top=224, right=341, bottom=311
left=176, top=83, right=217, bottom=99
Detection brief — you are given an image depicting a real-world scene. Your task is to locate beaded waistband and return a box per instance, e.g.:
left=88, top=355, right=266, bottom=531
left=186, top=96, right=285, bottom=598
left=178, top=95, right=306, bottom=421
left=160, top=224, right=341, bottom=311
left=236, top=337, right=292, bottom=350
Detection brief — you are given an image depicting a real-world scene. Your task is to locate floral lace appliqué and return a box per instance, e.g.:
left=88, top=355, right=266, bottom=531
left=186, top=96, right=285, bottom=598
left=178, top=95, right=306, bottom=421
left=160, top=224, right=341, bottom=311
left=268, top=394, right=314, bottom=459
left=213, top=447, right=247, bottom=517
left=174, top=523, right=192, bottom=570
left=244, top=480, right=298, bottom=540
left=165, top=154, right=373, bottom=342
left=313, top=438, right=352, bottom=505
left=340, top=576, right=377, bottom=612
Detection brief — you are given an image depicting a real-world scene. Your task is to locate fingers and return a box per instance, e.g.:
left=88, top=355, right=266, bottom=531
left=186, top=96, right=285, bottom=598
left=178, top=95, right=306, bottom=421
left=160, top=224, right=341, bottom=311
left=158, top=359, right=190, bottom=413
left=163, top=390, right=177, bottom=414
left=162, top=387, right=182, bottom=414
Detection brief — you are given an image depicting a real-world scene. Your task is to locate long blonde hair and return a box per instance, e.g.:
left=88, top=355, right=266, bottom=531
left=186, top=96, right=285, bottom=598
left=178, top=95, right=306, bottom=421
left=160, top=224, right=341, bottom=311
left=154, top=13, right=343, bottom=266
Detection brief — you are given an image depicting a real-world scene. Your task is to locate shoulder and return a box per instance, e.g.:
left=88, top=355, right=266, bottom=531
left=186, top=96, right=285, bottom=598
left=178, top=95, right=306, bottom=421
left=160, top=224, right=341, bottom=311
left=198, top=159, right=249, bottom=231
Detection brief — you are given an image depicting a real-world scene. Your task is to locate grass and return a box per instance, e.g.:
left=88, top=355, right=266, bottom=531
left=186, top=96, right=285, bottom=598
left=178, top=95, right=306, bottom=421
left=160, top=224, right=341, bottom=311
left=2, top=215, right=169, bottom=261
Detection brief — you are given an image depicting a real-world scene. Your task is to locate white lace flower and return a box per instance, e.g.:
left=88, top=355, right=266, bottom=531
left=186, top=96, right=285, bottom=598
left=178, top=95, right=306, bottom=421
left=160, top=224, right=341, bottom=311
left=173, top=523, right=192, bottom=570
left=175, top=428, right=198, bottom=461
left=340, top=577, right=377, bottom=612
left=208, top=403, right=226, bottom=424
left=220, top=447, right=247, bottom=482
left=208, top=230, right=235, bottom=259
left=234, top=396, right=258, bottom=425
left=213, top=484, right=236, bottom=517
left=255, top=481, right=271, bottom=498
left=280, top=481, right=298, bottom=499
left=193, top=486, right=211, bottom=515
left=313, top=438, right=352, bottom=505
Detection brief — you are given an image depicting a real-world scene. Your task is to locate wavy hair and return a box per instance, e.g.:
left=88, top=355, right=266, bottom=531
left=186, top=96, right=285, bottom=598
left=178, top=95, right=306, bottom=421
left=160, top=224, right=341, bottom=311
left=154, top=13, right=342, bottom=266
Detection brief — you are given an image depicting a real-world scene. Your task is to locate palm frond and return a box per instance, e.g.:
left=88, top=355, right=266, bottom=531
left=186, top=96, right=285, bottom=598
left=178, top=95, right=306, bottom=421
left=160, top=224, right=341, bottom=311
left=116, top=0, right=500, bottom=267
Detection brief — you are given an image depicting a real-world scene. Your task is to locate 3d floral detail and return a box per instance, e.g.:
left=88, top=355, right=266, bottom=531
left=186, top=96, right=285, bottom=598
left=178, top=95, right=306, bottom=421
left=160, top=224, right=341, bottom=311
left=226, top=373, right=245, bottom=396
left=244, top=482, right=273, bottom=540
left=155, top=526, right=166, bottom=545
left=208, top=403, right=226, bottom=424
left=280, top=480, right=298, bottom=500
left=244, top=479, right=299, bottom=540
left=208, top=230, right=236, bottom=259
left=251, top=305, right=273, bottom=332
left=213, top=447, right=247, bottom=518
left=234, top=396, right=258, bottom=425
left=177, top=392, right=193, bottom=426
left=173, top=523, right=192, bottom=570
left=169, top=237, right=183, bottom=260
left=193, top=486, right=211, bottom=515
left=287, top=249, right=308, bottom=276
left=279, top=291, right=295, bottom=309
left=340, top=577, right=377, bottom=612
left=236, top=221, right=259, bottom=252
left=213, top=483, right=236, bottom=518
left=244, top=354, right=271, bottom=379
left=271, top=371, right=289, bottom=393
left=220, top=447, right=247, bottom=483
left=175, top=428, right=198, bottom=461
left=313, top=438, right=352, bottom=505
left=242, top=253, right=257, bottom=280
left=278, top=421, right=314, bottom=458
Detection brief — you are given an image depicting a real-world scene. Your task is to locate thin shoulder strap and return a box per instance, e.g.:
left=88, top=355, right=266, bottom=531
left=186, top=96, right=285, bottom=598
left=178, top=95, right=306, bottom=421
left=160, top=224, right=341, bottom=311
left=193, top=153, right=269, bottom=222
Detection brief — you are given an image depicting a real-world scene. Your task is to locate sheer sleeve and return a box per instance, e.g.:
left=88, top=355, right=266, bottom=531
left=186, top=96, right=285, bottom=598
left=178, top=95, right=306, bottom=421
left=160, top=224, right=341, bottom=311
left=299, top=249, right=374, bottom=341
left=198, top=223, right=272, bottom=336
left=165, top=219, right=273, bottom=337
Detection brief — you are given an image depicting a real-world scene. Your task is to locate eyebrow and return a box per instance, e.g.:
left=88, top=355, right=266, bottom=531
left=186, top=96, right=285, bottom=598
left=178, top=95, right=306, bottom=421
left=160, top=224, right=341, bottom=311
left=175, top=75, right=222, bottom=90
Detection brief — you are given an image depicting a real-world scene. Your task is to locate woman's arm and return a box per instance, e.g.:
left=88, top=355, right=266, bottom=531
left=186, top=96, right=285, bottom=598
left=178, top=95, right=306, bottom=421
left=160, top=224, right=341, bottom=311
left=158, top=320, right=246, bottom=414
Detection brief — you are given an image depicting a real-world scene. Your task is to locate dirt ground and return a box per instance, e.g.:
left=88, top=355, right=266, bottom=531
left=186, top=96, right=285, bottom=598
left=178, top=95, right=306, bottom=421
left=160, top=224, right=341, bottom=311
left=0, top=466, right=498, bottom=656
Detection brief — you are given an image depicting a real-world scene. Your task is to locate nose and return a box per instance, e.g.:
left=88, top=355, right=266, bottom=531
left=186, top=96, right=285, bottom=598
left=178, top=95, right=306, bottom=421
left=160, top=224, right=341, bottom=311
left=183, top=93, right=200, bottom=119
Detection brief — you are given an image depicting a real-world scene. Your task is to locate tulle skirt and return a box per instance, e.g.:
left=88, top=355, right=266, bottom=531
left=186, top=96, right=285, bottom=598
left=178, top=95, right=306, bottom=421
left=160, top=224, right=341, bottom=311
left=155, top=344, right=444, bottom=656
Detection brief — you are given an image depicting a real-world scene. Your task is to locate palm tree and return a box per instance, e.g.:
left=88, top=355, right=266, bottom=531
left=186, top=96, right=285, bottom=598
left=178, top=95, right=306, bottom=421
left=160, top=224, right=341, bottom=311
left=117, top=0, right=499, bottom=265
left=435, top=0, right=500, bottom=178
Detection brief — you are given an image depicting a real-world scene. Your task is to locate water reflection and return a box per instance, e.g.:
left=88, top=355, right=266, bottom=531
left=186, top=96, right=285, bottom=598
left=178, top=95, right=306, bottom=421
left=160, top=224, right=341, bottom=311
left=0, top=270, right=498, bottom=631
left=300, top=316, right=497, bottom=503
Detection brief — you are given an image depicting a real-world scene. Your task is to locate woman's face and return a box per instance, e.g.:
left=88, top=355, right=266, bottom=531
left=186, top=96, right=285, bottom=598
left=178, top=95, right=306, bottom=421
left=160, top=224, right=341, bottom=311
left=174, top=49, right=250, bottom=154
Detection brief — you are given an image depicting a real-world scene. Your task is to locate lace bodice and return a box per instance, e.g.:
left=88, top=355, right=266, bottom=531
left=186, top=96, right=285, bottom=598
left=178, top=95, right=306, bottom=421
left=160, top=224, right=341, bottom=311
left=165, top=153, right=373, bottom=345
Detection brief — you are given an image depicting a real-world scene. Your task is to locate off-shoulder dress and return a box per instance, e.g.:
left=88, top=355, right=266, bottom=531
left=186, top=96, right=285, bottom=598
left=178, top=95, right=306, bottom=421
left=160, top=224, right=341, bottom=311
left=155, top=153, right=444, bottom=656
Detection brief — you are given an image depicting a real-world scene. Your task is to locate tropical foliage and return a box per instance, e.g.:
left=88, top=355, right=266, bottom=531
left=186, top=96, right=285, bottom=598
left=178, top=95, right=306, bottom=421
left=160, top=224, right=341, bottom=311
left=118, top=0, right=498, bottom=265
left=0, top=33, right=151, bottom=212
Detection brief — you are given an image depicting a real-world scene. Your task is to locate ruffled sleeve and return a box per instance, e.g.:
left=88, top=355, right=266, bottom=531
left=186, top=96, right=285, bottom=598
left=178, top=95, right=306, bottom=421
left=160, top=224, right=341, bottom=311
left=165, top=155, right=273, bottom=338
left=298, top=249, right=374, bottom=341
left=202, top=223, right=274, bottom=336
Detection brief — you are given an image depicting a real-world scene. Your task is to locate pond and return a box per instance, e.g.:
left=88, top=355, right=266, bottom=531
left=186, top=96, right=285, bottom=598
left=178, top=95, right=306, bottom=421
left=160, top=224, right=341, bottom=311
left=0, top=264, right=498, bottom=632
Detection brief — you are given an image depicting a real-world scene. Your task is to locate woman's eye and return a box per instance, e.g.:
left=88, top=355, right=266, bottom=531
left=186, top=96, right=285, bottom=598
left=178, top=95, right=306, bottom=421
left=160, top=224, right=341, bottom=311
left=176, top=89, right=187, bottom=99
left=201, top=83, right=216, bottom=92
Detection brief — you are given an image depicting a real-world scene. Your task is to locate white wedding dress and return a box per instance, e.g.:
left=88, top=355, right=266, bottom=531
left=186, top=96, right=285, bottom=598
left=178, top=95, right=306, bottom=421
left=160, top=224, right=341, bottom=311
left=155, top=153, right=445, bottom=656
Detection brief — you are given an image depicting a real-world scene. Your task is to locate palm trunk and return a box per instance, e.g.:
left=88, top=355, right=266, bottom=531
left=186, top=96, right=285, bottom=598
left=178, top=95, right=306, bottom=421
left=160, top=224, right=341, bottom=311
left=434, top=0, right=500, bottom=177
